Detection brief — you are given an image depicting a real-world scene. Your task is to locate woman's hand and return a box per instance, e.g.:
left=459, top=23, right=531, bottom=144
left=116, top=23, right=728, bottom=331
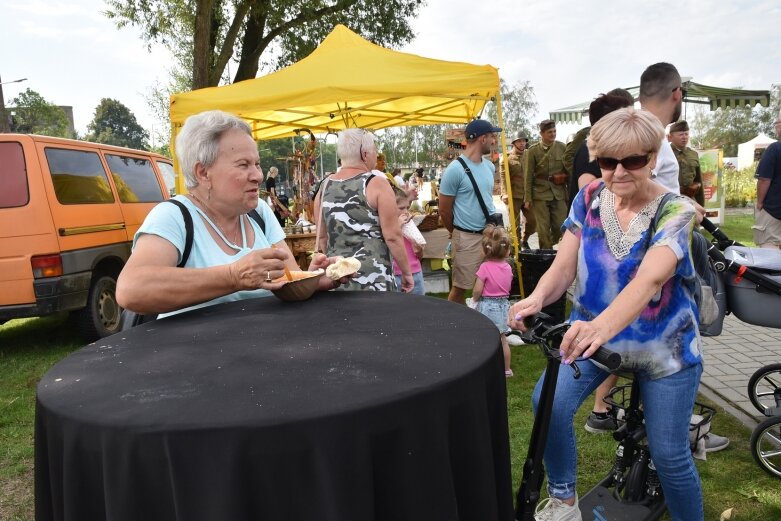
left=310, top=253, right=355, bottom=290
left=401, top=273, right=415, bottom=293
left=228, top=248, right=289, bottom=290
left=507, top=296, right=543, bottom=332
left=559, top=320, right=609, bottom=365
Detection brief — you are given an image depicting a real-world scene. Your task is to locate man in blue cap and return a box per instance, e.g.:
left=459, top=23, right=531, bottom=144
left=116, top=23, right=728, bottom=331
left=440, top=119, right=502, bottom=304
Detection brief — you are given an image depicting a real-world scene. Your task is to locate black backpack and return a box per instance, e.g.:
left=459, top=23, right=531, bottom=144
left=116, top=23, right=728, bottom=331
left=118, top=199, right=266, bottom=331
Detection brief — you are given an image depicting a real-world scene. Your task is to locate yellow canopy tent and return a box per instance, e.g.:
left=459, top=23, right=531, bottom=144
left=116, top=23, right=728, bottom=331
left=169, top=24, right=520, bottom=250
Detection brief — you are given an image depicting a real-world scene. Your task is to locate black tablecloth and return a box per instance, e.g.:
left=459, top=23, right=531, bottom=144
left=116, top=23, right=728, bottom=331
left=35, top=292, right=513, bottom=521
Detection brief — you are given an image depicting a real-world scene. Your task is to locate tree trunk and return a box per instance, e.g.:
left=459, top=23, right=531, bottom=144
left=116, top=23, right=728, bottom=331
left=233, top=2, right=270, bottom=83
left=209, top=0, right=253, bottom=86
left=192, top=0, right=214, bottom=89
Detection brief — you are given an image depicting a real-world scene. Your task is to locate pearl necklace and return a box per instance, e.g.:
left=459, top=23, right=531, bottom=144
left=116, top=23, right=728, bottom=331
left=188, top=193, right=241, bottom=247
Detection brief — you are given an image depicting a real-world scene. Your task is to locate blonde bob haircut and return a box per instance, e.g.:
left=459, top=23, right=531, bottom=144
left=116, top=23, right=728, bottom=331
left=587, top=107, right=664, bottom=162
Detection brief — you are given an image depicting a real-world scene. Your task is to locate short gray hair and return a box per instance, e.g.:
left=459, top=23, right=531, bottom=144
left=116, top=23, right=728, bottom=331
left=175, top=110, right=252, bottom=189
left=337, top=128, right=376, bottom=164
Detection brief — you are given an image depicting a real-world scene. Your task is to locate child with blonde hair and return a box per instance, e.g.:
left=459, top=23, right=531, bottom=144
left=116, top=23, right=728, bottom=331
left=391, top=186, right=426, bottom=294
left=472, top=224, right=514, bottom=376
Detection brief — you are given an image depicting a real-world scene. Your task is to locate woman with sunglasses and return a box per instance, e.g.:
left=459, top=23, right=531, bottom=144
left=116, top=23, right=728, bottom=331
left=509, top=107, right=703, bottom=521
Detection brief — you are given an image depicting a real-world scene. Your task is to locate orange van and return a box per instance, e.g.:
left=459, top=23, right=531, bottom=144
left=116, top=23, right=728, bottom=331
left=0, top=134, right=175, bottom=340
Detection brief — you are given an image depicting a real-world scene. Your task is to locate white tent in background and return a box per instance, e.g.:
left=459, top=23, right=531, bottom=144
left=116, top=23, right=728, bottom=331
left=737, top=134, right=777, bottom=169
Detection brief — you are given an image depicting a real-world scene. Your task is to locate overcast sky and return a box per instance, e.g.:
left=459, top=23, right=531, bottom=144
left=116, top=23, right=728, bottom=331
left=3, top=0, right=779, bottom=141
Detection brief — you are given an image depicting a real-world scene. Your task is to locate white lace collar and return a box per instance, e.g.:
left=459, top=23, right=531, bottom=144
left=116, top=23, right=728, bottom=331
left=599, top=189, right=666, bottom=259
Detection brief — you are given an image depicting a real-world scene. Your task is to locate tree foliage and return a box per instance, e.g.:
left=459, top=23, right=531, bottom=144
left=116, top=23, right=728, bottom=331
left=86, top=98, right=149, bottom=150
left=105, top=0, right=424, bottom=90
left=755, top=84, right=781, bottom=137
left=9, top=88, right=71, bottom=137
left=485, top=79, right=538, bottom=140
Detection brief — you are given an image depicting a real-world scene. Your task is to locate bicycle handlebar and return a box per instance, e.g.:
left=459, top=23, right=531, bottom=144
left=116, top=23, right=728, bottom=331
left=520, top=313, right=622, bottom=371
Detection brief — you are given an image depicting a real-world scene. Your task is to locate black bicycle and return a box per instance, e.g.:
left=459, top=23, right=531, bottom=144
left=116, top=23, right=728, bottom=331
left=515, top=313, right=714, bottom=521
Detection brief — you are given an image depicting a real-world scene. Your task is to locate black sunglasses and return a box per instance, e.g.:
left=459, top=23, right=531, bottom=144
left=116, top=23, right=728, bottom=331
left=596, top=154, right=652, bottom=171
left=673, top=85, right=688, bottom=98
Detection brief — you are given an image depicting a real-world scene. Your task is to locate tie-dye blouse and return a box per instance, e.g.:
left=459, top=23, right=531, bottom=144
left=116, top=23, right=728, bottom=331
left=564, top=181, right=702, bottom=379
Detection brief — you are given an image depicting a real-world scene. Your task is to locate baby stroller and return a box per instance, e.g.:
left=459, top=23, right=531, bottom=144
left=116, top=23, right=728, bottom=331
left=701, top=219, right=781, bottom=478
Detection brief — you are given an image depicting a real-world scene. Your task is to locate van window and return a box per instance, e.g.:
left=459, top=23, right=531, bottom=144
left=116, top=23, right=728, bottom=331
left=45, top=148, right=114, bottom=204
left=106, top=154, right=165, bottom=203
left=155, top=160, right=176, bottom=197
left=0, top=142, right=29, bottom=208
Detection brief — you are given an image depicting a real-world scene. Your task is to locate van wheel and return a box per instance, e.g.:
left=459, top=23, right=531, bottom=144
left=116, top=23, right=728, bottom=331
left=78, top=275, right=121, bottom=341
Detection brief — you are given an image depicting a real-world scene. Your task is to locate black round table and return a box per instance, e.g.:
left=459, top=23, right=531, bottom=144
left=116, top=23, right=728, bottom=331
left=35, top=292, right=513, bottom=521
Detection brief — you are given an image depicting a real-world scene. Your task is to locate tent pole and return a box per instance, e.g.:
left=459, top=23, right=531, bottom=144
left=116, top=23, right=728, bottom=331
left=171, top=121, right=187, bottom=195
left=494, top=91, right=524, bottom=298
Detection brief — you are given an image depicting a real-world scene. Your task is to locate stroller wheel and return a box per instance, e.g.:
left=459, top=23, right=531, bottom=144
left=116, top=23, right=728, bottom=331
left=748, top=363, right=781, bottom=416
left=751, top=415, right=781, bottom=479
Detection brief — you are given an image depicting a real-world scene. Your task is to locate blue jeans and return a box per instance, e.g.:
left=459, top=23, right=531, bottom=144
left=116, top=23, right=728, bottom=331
left=532, top=360, right=704, bottom=521
left=394, top=271, right=426, bottom=295
left=475, top=297, right=511, bottom=334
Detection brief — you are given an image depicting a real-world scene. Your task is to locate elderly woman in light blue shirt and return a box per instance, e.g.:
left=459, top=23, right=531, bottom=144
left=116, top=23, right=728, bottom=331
left=117, top=110, right=339, bottom=317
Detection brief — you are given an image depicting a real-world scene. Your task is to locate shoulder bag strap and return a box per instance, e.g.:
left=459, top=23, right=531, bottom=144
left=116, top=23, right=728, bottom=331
left=248, top=209, right=266, bottom=235
left=650, top=192, right=678, bottom=235
left=164, top=199, right=194, bottom=267
left=121, top=198, right=192, bottom=330
left=456, top=157, right=491, bottom=221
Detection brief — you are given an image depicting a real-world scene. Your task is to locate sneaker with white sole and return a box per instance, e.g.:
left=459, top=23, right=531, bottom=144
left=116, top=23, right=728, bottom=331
left=506, top=333, right=525, bottom=346
left=584, top=411, right=617, bottom=433
left=704, top=433, right=730, bottom=452
left=534, top=495, right=582, bottom=521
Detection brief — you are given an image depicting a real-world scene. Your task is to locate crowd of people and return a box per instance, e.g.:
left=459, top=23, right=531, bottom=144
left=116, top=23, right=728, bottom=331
left=114, top=59, right=781, bottom=521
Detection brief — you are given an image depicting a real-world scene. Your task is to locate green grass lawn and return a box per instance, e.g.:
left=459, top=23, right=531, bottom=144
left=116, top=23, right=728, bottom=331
left=715, top=213, right=756, bottom=246
left=1, top=212, right=776, bottom=520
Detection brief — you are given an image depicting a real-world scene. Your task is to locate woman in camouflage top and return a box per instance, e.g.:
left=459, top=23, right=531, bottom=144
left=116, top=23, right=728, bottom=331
left=314, top=129, right=414, bottom=292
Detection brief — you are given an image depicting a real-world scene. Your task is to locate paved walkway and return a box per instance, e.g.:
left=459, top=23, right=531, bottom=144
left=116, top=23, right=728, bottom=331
left=700, top=313, right=781, bottom=427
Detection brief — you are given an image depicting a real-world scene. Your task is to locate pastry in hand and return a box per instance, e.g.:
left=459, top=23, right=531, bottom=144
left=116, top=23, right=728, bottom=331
left=325, top=256, right=361, bottom=280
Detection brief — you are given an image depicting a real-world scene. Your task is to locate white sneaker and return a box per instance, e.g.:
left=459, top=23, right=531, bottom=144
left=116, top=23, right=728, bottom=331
left=534, top=495, right=581, bottom=521
left=506, top=333, right=525, bottom=346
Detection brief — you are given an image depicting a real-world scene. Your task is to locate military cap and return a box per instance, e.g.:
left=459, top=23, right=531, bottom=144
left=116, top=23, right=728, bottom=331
left=511, top=130, right=529, bottom=144
left=669, top=120, right=689, bottom=133
left=539, top=119, right=556, bottom=132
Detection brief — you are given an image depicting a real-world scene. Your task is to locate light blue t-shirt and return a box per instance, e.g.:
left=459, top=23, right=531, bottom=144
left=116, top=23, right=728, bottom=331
left=439, top=155, right=496, bottom=232
left=133, top=195, right=286, bottom=318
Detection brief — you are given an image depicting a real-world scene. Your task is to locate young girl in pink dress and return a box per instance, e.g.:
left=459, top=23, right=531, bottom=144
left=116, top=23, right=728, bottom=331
left=472, top=225, right=514, bottom=377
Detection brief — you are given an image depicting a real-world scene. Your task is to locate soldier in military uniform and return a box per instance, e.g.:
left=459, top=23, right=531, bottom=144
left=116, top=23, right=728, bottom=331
left=501, top=130, right=535, bottom=249
left=524, top=120, right=568, bottom=249
left=668, top=120, right=704, bottom=206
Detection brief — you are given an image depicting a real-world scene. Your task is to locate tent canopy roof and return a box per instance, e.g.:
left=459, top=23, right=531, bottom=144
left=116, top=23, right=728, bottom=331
left=170, top=25, right=500, bottom=141
left=549, top=79, right=771, bottom=125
